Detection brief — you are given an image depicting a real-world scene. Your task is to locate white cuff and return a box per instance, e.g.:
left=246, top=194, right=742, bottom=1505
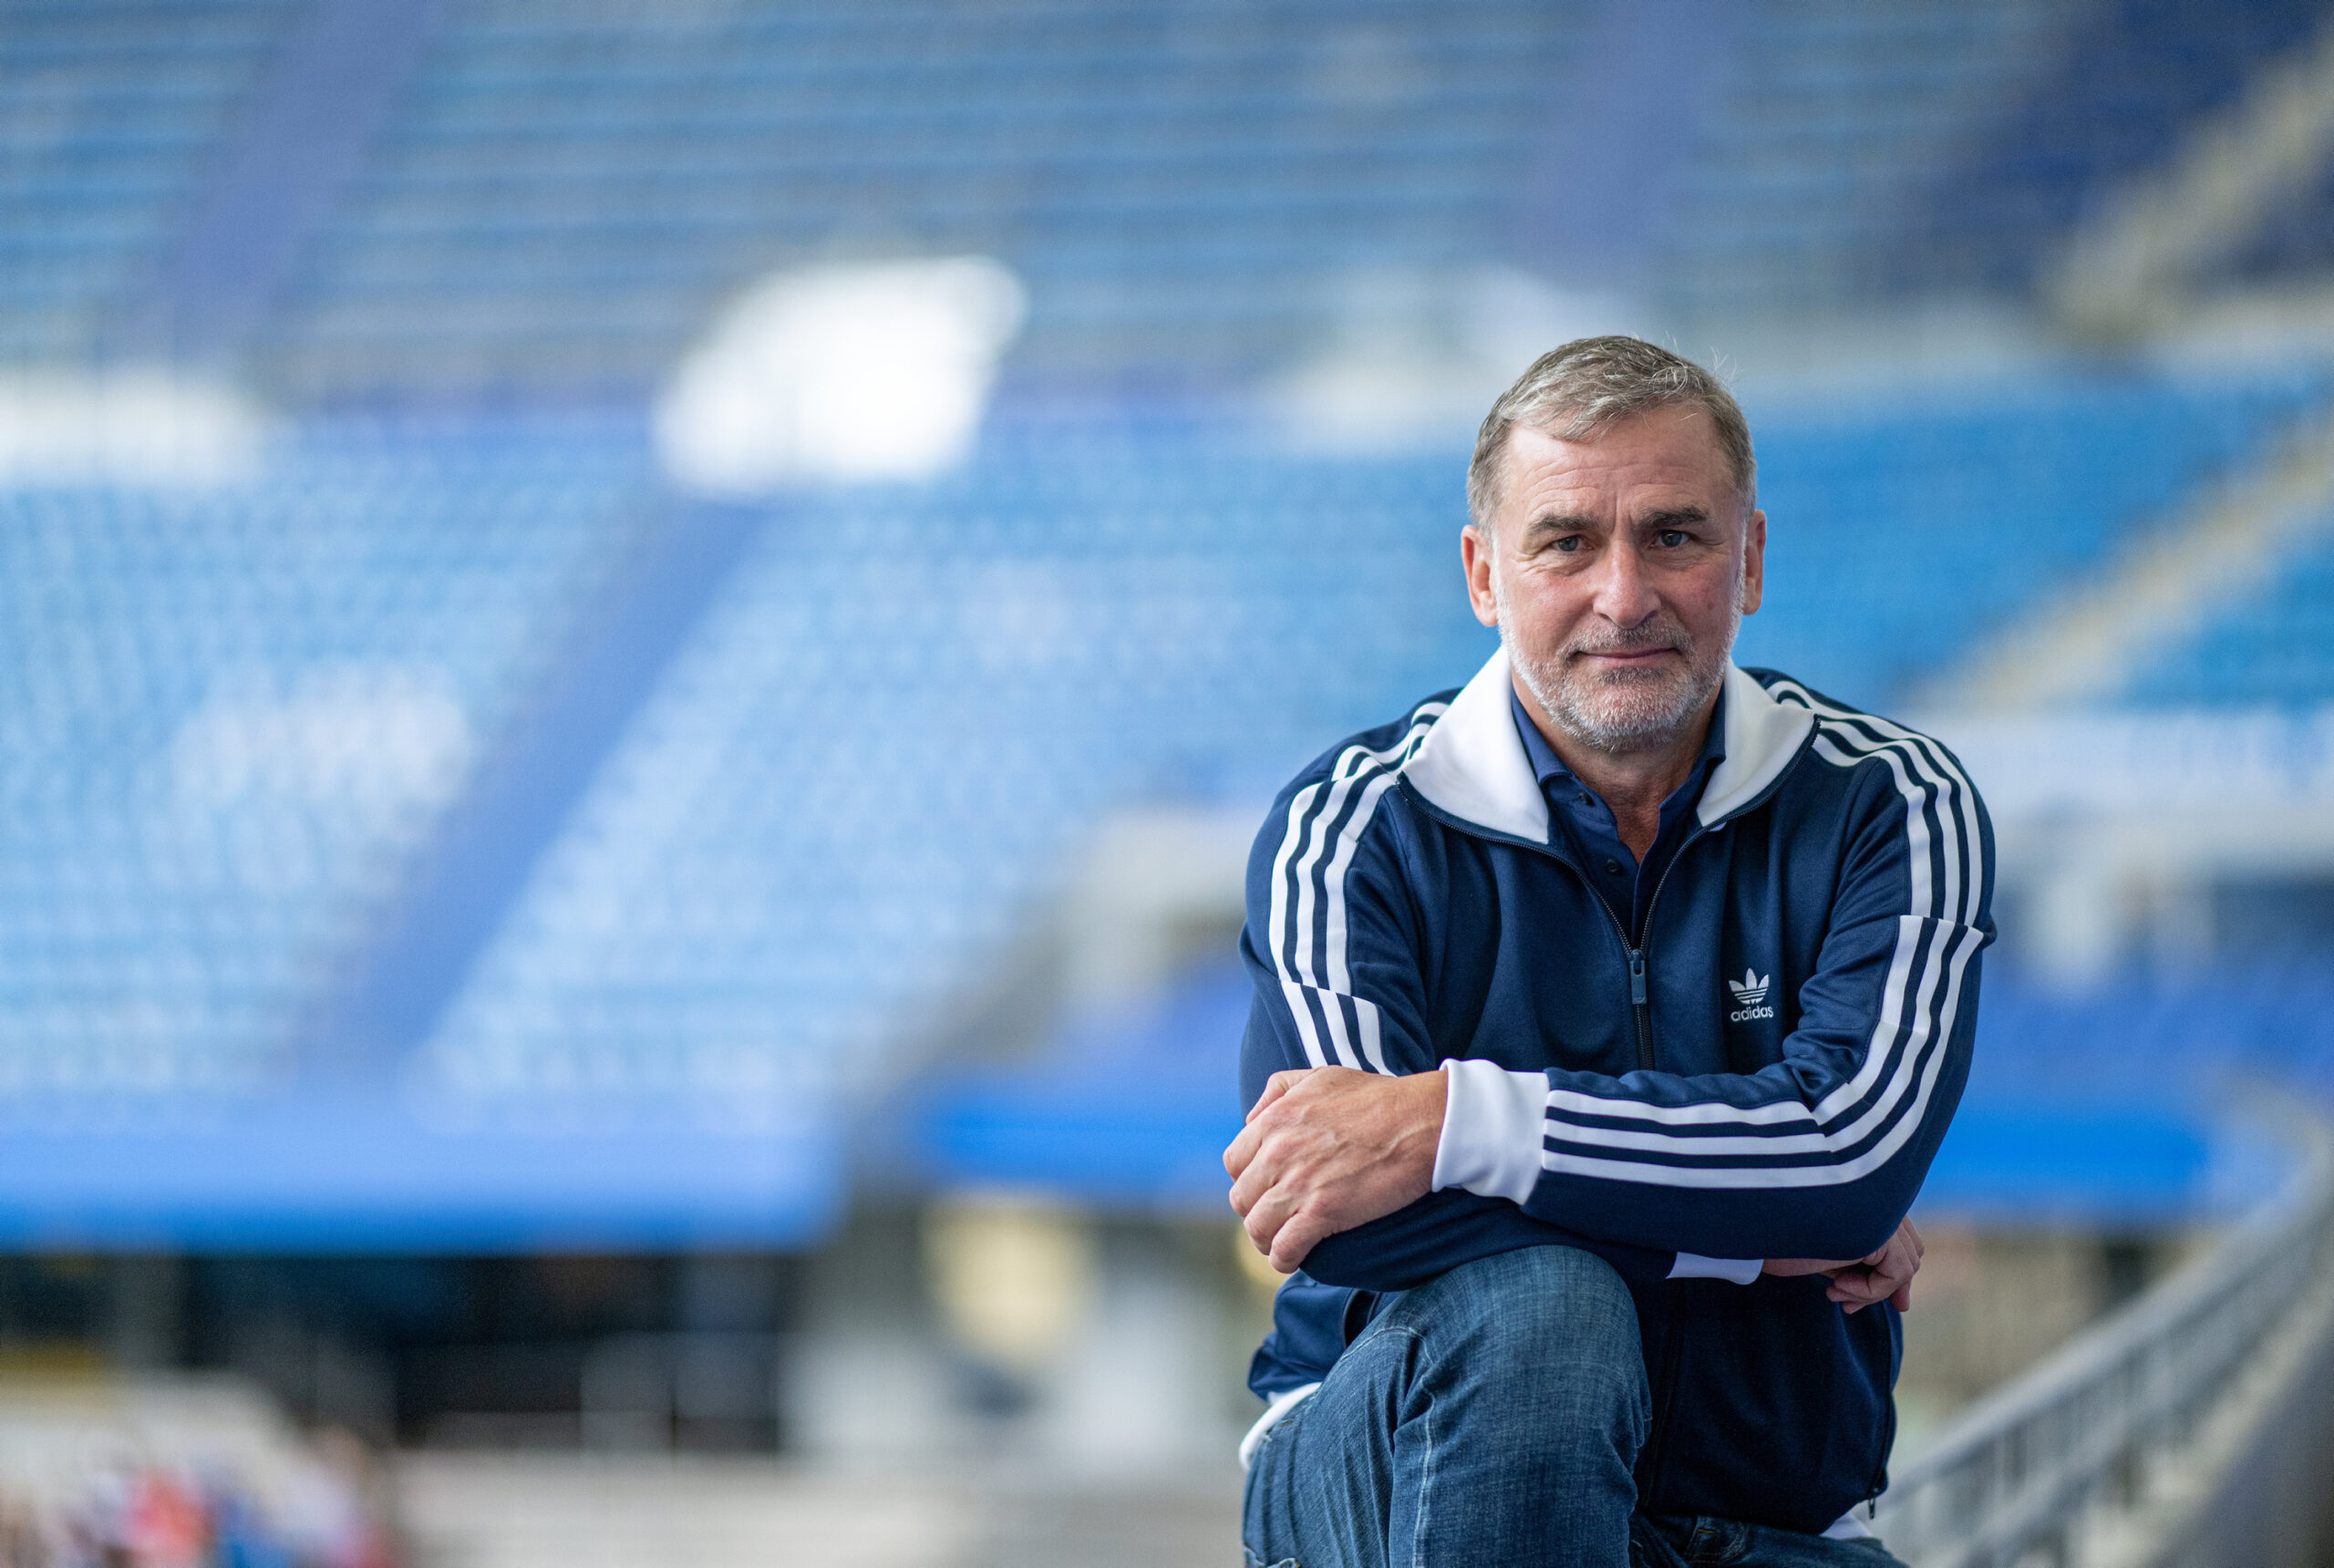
left=1430, top=1058, right=1547, bottom=1206
left=1668, top=1253, right=1763, bottom=1286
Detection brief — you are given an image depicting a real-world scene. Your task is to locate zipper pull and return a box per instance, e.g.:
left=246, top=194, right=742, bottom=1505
left=1628, top=949, right=1647, bottom=1005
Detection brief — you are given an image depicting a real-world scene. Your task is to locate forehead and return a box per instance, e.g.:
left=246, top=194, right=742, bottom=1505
left=1497, top=405, right=1739, bottom=521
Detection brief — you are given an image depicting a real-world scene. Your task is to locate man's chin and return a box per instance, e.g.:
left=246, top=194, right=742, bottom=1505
left=1554, top=684, right=1704, bottom=748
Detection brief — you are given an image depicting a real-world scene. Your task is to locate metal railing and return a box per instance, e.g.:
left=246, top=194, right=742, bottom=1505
left=1876, top=1098, right=2334, bottom=1568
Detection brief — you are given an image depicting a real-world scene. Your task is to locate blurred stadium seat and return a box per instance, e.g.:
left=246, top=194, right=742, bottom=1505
left=1906, top=0, right=2326, bottom=295
left=2128, top=520, right=2334, bottom=706
left=0, top=0, right=302, bottom=362
left=263, top=0, right=1597, bottom=398
left=1740, top=367, right=2329, bottom=707
left=0, top=413, right=641, bottom=1114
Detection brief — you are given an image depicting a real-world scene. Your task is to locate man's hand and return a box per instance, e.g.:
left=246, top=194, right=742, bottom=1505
left=1224, top=1066, right=1445, bottom=1274
left=1762, top=1218, right=1924, bottom=1314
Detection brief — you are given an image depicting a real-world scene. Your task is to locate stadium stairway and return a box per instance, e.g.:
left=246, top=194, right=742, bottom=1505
left=308, top=496, right=769, bottom=1080
left=0, top=0, right=302, bottom=366
left=1935, top=384, right=2334, bottom=713
left=1906, top=0, right=2327, bottom=302
left=2043, top=7, right=2334, bottom=337
left=0, top=412, right=840, bottom=1248
left=109, top=0, right=445, bottom=366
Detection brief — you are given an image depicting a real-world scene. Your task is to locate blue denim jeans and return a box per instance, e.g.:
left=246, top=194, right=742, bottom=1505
left=1240, top=1245, right=1907, bottom=1568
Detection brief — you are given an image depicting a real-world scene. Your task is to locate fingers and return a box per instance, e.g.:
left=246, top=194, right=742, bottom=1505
left=1244, top=1070, right=1303, bottom=1125
left=1269, top=1209, right=1332, bottom=1274
left=1828, top=1225, right=1921, bottom=1314
left=1241, top=1181, right=1302, bottom=1262
left=1223, top=1065, right=1430, bottom=1276
left=1223, top=1115, right=1265, bottom=1182
left=1226, top=1069, right=1320, bottom=1181
left=1872, top=1245, right=1917, bottom=1314
left=1825, top=1270, right=1888, bottom=1313
left=1227, top=1119, right=1291, bottom=1216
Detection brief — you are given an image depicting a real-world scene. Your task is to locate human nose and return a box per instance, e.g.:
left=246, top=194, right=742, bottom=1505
left=1589, top=537, right=1661, bottom=629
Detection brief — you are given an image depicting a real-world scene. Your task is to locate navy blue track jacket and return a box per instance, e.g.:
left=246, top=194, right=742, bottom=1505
left=1240, top=649, right=1994, bottom=1534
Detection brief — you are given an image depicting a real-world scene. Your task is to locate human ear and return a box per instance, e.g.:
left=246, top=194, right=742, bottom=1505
left=1740, top=508, right=1766, bottom=616
left=1461, top=526, right=1501, bottom=628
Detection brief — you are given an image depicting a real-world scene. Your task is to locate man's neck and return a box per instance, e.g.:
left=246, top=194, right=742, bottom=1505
left=1515, top=679, right=1720, bottom=861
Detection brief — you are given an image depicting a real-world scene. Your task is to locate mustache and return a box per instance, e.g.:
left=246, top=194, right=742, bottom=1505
left=1566, top=620, right=1692, bottom=657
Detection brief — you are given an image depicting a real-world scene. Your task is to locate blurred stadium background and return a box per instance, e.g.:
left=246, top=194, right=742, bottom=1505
left=5, top=0, right=2334, bottom=1563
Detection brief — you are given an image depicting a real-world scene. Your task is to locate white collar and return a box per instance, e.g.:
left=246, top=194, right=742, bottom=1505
left=1399, top=648, right=1814, bottom=841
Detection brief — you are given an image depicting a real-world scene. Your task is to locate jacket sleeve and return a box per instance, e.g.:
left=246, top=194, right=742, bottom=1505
left=1440, top=721, right=1993, bottom=1262
left=1238, top=743, right=1678, bottom=1294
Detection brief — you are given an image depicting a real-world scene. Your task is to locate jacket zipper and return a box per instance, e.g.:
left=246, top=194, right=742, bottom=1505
left=1580, top=823, right=1707, bottom=1073
left=1577, top=825, right=1709, bottom=1487
left=1627, top=949, right=1652, bottom=1069
left=1864, top=1384, right=1898, bottom=1514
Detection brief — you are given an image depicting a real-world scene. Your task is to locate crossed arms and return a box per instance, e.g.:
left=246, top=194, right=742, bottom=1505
left=1225, top=1064, right=1926, bottom=1313
left=1219, top=722, right=1990, bottom=1312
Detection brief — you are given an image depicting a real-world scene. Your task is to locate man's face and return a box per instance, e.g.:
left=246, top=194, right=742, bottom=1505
left=1461, top=406, right=1765, bottom=754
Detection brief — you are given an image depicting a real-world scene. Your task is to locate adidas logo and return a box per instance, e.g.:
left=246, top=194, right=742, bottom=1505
left=1727, top=967, right=1775, bottom=1023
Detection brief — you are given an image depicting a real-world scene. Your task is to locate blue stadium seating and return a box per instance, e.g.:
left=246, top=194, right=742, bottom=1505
left=2223, top=157, right=2334, bottom=288
left=0, top=362, right=2313, bottom=1238
left=0, top=414, right=642, bottom=1109
left=5, top=1, right=2329, bottom=1247
left=2125, top=522, right=2334, bottom=707
left=1656, top=0, right=2099, bottom=309
left=1905, top=0, right=2324, bottom=294
left=1737, top=368, right=2327, bottom=707
left=265, top=0, right=1593, bottom=397
left=412, top=369, right=2324, bottom=1129
left=8, top=1, right=2321, bottom=387
left=410, top=416, right=1494, bottom=1119
left=0, top=0, right=298, bottom=363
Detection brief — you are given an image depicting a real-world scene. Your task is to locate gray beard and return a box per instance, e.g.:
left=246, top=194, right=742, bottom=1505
left=1497, top=585, right=1739, bottom=757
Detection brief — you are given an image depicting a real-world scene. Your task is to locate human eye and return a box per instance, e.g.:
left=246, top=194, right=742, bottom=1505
left=1656, top=529, right=1691, bottom=549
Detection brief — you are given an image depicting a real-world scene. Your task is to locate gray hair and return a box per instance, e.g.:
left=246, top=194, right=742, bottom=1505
left=1466, top=336, right=1756, bottom=531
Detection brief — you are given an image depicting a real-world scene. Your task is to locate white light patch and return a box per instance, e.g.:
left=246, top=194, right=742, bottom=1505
left=656, top=256, right=1027, bottom=496
left=0, top=370, right=267, bottom=488
left=170, top=666, right=474, bottom=812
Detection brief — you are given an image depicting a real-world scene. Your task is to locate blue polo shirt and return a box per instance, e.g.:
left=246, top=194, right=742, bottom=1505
left=1509, top=686, right=1728, bottom=942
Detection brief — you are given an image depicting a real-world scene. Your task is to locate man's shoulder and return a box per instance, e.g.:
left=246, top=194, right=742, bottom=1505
left=1248, top=686, right=1462, bottom=865
left=1272, top=687, right=1463, bottom=803
left=1743, top=667, right=1981, bottom=788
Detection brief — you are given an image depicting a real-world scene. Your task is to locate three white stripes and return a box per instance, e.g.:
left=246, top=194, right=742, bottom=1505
left=1265, top=706, right=1443, bottom=1074
left=1265, top=679, right=1986, bottom=1197
left=1539, top=685, right=1986, bottom=1188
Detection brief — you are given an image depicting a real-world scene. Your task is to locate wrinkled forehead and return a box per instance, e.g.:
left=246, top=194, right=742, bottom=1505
left=1495, top=407, right=1749, bottom=525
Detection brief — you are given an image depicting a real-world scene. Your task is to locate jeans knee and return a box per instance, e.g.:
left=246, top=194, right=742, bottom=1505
left=1394, top=1244, right=1643, bottom=1389
left=1358, top=1245, right=1650, bottom=1481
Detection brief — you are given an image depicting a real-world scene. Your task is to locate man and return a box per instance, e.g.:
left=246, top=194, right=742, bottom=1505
left=1223, top=337, right=1990, bottom=1567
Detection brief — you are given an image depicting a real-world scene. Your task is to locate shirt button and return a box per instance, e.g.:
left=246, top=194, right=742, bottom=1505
left=1603, top=858, right=1624, bottom=875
